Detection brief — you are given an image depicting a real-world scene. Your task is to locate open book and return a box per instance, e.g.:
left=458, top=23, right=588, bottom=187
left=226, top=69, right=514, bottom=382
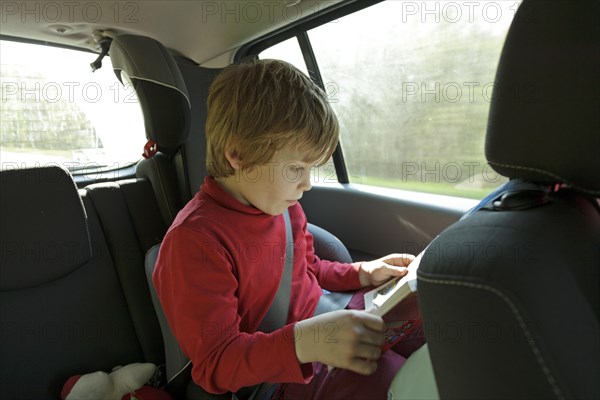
left=365, top=251, right=424, bottom=352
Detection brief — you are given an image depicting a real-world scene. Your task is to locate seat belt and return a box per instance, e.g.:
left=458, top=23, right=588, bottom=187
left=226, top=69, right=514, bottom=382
left=242, top=210, right=353, bottom=399
left=257, top=209, right=353, bottom=326
left=237, top=210, right=293, bottom=400
left=257, top=209, right=294, bottom=333
left=241, top=209, right=355, bottom=400
left=313, top=291, right=353, bottom=316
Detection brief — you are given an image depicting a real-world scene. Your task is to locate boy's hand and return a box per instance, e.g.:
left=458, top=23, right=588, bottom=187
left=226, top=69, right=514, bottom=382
left=358, top=253, right=415, bottom=287
left=294, top=310, right=385, bottom=375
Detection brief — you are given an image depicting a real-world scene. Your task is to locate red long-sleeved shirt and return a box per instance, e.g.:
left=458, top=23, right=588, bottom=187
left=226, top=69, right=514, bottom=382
left=153, top=176, right=363, bottom=394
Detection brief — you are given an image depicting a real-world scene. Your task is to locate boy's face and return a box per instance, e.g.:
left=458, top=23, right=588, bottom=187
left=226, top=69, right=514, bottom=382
left=225, top=144, right=314, bottom=216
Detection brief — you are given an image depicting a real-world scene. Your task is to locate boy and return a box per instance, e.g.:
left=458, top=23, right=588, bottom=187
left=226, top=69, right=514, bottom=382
left=153, top=59, right=415, bottom=399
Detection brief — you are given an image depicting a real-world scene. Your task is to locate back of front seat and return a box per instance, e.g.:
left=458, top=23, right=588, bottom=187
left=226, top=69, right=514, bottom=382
left=417, top=1, right=600, bottom=398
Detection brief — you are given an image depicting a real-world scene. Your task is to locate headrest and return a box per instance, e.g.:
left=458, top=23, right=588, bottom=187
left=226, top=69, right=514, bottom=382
left=0, top=166, right=92, bottom=290
left=485, top=0, right=600, bottom=194
left=110, top=34, right=191, bottom=152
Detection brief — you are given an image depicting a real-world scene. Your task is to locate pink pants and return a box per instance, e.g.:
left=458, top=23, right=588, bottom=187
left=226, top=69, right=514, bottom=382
left=272, top=290, right=424, bottom=400
left=273, top=350, right=405, bottom=400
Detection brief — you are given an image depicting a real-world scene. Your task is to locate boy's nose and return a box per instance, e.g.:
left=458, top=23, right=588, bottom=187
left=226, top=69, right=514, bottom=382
left=298, top=170, right=312, bottom=192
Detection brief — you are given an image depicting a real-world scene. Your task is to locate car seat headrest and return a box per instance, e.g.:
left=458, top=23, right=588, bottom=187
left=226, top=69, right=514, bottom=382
left=109, top=34, right=191, bottom=153
left=485, top=0, right=600, bottom=195
left=0, top=167, right=92, bottom=290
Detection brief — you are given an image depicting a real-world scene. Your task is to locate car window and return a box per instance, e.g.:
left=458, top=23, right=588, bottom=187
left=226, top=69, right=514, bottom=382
left=261, top=37, right=310, bottom=77
left=0, top=40, right=146, bottom=174
left=261, top=0, right=520, bottom=199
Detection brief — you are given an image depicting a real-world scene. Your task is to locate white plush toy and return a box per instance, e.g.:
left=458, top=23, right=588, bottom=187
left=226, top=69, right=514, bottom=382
left=61, top=362, right=171, bottom=400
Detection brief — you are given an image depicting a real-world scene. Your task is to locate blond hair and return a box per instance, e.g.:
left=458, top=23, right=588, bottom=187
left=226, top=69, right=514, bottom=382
left=205, top=59, right=339, bottom=178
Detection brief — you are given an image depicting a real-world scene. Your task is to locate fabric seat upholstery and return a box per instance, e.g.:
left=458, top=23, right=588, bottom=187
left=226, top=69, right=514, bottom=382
left=84, top=178, right=168, bottom=364
left=0, top=166, right=150, bottom=399
left=417, top=1, right=600, bottom=399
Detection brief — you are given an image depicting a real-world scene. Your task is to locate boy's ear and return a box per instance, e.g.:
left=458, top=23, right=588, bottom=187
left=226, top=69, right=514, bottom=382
left=225, top=149, right=243, bottom=170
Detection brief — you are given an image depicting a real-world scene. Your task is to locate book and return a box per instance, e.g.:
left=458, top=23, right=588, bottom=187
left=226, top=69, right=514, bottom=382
left=365, top=251, right=424, bottom=353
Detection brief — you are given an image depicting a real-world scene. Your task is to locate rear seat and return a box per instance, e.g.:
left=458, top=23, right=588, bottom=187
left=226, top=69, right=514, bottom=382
left=0, top=164, right=355, bottom=400
left=1, top=32, right=358, bottom=400
left=4, top=33, right=200, bottom=399
left=83, top=178, right=167, bottom=363
left=0, top=166, right=166, bottom=399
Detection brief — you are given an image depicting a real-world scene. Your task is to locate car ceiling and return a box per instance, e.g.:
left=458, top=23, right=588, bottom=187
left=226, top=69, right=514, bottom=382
left=0, top=0, right=344, bottom=66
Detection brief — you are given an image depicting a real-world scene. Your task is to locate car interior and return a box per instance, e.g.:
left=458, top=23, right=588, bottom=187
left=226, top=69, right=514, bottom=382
left=0, top=0, right=598, bottom=399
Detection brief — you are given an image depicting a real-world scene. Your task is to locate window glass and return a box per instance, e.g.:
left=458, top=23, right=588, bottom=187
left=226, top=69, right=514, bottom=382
left=0, top=40, right=146, bottom=173
left=306, top=0, right=519, bottom=198
left=260, top=37, right=310, bottom=76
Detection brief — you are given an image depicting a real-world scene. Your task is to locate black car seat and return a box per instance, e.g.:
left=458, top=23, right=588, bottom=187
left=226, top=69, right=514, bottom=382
left=109, top=32, right=193, bottom=226
left=417, top=1, right=600, bottom=399
left=109, top=33, right=356, bottom=399
left=0, top=166, right=159, bottom=399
